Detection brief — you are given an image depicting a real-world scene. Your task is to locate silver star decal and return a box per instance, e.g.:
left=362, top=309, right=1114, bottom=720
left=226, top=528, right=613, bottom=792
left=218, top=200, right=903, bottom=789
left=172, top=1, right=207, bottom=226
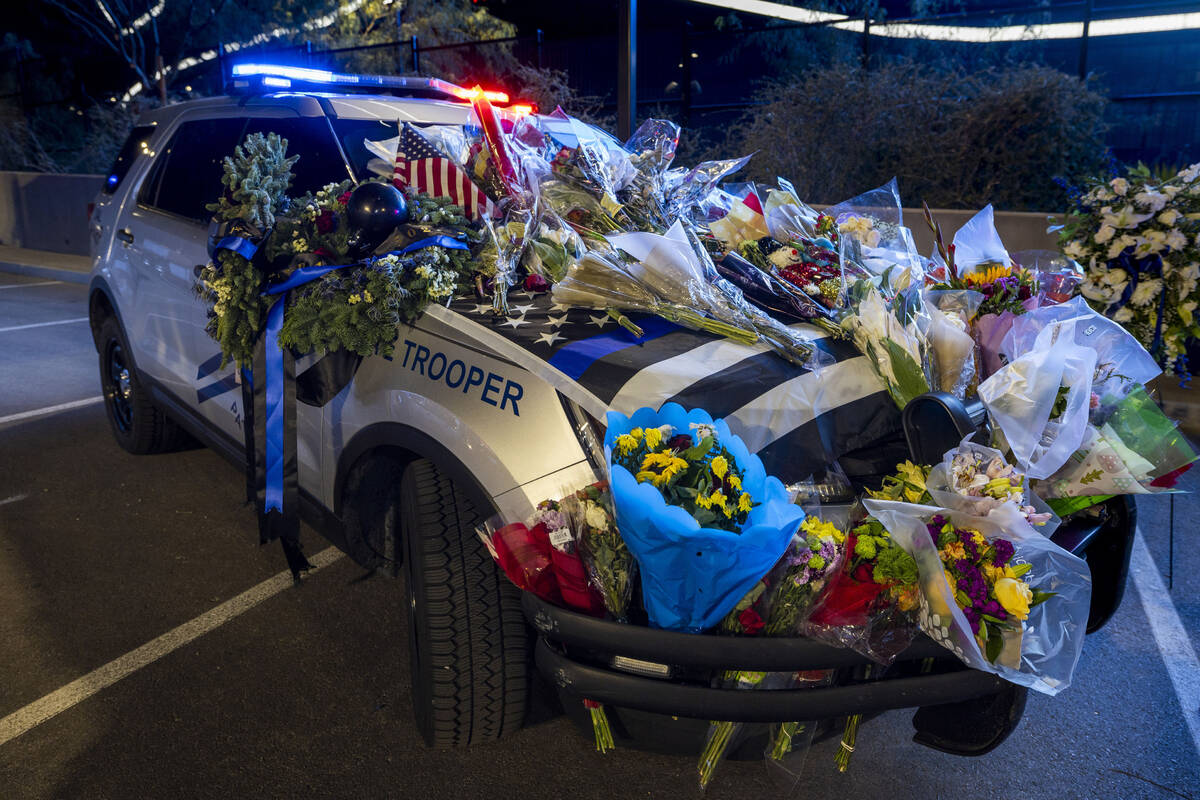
left=502, top=315, right=527, bottom=328
left=544, top=314, right=568, bottom=327
left=589, top=313, right=614, bottom=328
left=510, top=303, right=536, bottom=316
left=550, top=302, right=572, bottom=312
left=472, top=303, right=493, bottom=315
left=536, top=330, right=565, bottom=346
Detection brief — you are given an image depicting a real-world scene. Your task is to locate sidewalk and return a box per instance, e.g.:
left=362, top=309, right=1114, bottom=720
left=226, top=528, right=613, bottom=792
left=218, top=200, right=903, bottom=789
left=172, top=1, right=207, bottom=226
left=0, top=244, right=91, bottom=284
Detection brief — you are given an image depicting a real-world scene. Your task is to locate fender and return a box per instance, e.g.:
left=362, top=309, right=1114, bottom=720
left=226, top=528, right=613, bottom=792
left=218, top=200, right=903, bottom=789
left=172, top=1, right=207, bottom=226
left=88, top=275, right=128, bottom=355
left=334, top=421, right=497, bottom=520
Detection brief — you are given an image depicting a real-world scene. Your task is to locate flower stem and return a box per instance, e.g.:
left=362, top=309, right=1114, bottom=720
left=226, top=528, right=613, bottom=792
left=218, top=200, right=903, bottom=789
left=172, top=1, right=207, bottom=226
left=770, top=721, right=802, bottom=760
left=697, top=720, right=737, bottom=790
left=608, top=307, right=644, bottom=337
left=583, top=699, right=615, bottom=753
left=834, top=665, right=872, bottom=772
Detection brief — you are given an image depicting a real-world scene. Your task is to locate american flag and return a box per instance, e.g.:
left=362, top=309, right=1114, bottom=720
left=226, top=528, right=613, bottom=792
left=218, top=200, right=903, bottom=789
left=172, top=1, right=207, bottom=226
left=393, top=122, right=496, bottom=221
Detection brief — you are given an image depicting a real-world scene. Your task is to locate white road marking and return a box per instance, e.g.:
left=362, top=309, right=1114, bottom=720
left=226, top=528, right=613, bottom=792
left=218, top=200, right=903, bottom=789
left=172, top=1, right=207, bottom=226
left=0, top=317, right=89, bottom=334
left=1131, top=530, right=1200, bottom=760
left=0, top=546, right=344, bottom=747
left=0, top=281, right=61, bottom=290
left=0, top=397, right=104, bottom=426
left=0, top=494, right=28, bottom=507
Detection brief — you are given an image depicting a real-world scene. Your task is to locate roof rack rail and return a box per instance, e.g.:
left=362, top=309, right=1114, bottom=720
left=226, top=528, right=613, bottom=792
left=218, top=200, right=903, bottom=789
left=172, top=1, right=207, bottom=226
left=225, top=63, right=512, bottom=105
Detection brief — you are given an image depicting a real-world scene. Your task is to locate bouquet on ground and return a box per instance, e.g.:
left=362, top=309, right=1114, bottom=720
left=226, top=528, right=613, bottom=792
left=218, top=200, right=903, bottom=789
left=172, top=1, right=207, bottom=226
left=604, top=403, right=806, bottom=632
left=864, top=501, right=1092, bottom=695
left=698, top=515, right=846, bottom=789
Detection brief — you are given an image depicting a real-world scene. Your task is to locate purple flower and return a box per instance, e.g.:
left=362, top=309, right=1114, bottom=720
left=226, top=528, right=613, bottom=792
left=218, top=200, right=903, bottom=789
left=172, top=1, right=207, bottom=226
left=992, top=538, right=1015, bottom=566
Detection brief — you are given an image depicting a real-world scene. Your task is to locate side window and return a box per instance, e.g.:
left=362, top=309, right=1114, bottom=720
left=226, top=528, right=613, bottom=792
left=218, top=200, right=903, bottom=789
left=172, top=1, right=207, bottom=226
left=103, top=124, right=156, bottom=195
left=241, top=117, right=350, bottom=197
left=139, top=118, right=247, bottom=223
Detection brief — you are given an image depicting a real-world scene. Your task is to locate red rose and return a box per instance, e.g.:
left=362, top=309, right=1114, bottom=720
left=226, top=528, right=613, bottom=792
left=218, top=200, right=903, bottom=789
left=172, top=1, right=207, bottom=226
left=667, top=434, right=694, bottom=451
left=524, top=273, right=551, bottom=293
left=853, top=563, right=874, bottom=584
left=315, top=209, right=336, bottom=234
left=738, top=606, right=765, bottom=635
left=338, top=191, right=352, bottom=206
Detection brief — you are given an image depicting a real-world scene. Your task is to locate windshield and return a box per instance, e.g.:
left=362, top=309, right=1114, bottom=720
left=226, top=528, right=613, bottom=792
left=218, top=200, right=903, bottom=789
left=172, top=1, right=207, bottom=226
left=331, top=117, right=626, bottom=181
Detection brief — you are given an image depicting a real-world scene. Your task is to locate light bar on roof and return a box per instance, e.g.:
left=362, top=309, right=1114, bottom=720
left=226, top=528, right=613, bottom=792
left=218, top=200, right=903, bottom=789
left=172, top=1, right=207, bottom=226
left=226, top=63, right=519, bottom=106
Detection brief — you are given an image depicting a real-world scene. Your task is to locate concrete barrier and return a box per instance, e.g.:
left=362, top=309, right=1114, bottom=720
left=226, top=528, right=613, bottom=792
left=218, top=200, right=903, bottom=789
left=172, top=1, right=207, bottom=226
left=910, top=207, right=1061, bottom=259
left=0, top=172, right=104, bottom=256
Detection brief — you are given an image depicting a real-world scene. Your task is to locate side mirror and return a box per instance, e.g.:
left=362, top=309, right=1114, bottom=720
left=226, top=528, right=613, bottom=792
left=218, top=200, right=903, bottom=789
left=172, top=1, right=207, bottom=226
left=902, top=392, right=988, bottom=465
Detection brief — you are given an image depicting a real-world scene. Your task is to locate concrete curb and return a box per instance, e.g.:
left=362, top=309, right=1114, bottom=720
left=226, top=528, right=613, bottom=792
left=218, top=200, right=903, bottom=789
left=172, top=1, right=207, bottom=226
left=0, top=260, right=90, bottom=285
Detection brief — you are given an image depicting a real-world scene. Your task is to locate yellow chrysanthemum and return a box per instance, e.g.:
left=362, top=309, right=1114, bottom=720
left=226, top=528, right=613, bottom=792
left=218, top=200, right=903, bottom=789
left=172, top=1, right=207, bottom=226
left=728, top=474, right=742, bottom=492
left=800, top=516, right=845, bottom=544
left=616, top=433, right=638, bottom=454
left=629, top=427, right=644, bottom=441
left=644, top=426, right=663, bottom=449
left=637, top=451, right=688, bottom=487
left=737, top=492, right=752, bottom=513
left=710, top=455, right=729, bottom=479
left=707, top=489, right=731, bottom=517
left=348, top=293, right=362, bottom=305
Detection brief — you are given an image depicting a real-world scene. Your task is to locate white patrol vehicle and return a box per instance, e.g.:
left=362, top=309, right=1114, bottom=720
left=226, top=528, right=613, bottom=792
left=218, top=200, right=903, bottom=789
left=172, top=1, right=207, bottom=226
left=87, top=64, right=1136, bottom=757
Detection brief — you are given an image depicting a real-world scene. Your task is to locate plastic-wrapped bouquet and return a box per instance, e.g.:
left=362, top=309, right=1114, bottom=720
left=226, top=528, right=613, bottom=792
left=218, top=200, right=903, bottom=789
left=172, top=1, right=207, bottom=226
left=926, top=438, right=1055, bottom=529
left=864, top=501, right=1092, bottom=695
left=604, top=403, right=805, bottom=632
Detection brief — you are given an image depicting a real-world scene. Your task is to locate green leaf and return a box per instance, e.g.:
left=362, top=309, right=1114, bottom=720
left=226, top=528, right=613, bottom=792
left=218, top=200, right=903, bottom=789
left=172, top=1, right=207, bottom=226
left=985, top=626, right=1004, bottom=663
left=882, top=339, right=931, bottom=407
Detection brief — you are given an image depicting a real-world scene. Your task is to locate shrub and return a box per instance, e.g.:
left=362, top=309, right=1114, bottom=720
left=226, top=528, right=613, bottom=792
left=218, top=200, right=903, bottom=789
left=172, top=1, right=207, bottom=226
left=724, top=60, right=1109, bottom=211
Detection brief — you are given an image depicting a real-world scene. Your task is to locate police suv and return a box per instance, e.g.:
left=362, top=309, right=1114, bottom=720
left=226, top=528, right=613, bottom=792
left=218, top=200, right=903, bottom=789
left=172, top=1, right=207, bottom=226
left=87, top=65, right=1136, bottom=756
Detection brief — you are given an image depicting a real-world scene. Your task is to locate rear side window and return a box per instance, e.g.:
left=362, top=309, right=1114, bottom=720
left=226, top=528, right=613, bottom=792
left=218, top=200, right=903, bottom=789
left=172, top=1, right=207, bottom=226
left=103, top=124, right=156, bottom=195
left=139, top=118, right=247, bottom=223
left=241, top=117, right=350, bottom=196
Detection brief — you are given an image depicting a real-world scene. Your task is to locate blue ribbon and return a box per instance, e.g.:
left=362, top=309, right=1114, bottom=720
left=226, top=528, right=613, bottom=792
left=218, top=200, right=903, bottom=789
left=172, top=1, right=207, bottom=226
left=256, top=237, right=469, bottom=513
left=212, top=235, right=259, bottom=262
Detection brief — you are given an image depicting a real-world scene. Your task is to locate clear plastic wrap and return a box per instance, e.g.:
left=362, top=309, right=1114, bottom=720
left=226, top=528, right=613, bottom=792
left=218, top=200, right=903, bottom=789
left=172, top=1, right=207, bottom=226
left=863, top=500, right=1092, bottom=696
left=530, top=499, right=607, bottom=617
left=830, top=178, right=925, bottom=290
left=663, top=154, right=753, bottom=224
left=978, top=320, right=1098, bottom=479
left=1001, top=296, right=1162, bottom=414
left=1039, top=386, right=1197, bottom=498
left=920, top=289, right=981, bottom=398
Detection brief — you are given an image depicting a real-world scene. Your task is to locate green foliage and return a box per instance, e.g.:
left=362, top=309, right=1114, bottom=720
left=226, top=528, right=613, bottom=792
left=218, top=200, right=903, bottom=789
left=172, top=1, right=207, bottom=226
left=208, top=132, right=298, bottom=229
left=724, top=60, right=1110, bottom=211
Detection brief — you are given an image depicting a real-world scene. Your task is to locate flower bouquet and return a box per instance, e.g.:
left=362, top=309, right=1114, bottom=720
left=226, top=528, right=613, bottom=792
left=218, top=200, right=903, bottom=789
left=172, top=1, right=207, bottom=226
left=863, top=501, right=1092, bottom=695
left=925, top=438, right=1056, bottom=530
left=563, top=482, right=636, bottom=621
left=800, top=515, right=921, bottom=665
left=839, top=283, right=931, bottom=409
left=604, top=403, right=806, bottom=632
left=1059, top=162, right=1200, bottom=373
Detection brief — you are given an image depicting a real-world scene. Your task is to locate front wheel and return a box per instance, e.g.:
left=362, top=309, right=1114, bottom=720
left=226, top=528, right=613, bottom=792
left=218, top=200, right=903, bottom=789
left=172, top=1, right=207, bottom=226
left=399, top=458, right=528, bottom=747
left=96, top=315, right=188, bottom=454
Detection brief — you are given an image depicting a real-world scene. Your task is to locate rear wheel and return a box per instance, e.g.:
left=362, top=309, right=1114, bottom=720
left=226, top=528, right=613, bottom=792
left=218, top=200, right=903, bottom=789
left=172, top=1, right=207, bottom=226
left=399, top=458, right=528, bottom=747
left=97, top=315, right=188, bottom=454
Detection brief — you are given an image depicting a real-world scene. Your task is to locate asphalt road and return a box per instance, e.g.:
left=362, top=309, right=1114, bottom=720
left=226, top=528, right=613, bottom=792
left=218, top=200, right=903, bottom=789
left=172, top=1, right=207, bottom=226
left=0, top=270, right=1198, bottom=800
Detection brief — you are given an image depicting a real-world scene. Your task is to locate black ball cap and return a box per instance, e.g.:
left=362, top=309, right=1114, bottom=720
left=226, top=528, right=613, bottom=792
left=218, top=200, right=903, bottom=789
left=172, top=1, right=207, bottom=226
left=346, top=182, right=408, bottom=257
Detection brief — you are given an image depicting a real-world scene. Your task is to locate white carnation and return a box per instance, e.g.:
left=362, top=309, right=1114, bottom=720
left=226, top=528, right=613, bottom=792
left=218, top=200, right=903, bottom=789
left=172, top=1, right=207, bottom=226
left=1113, top=307, right=1134, bottom=323
left=1110, top=177, right=1129, bottom=195
left=1130, top=279, right=1162, bottom=307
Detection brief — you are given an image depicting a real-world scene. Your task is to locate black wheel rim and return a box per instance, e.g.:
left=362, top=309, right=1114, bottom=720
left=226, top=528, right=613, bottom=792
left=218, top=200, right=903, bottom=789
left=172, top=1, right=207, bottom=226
left=104, top=339, right=133, bottom=432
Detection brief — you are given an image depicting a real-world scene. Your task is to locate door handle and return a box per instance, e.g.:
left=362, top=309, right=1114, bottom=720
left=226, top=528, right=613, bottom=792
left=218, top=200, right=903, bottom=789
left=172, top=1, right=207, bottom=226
left=117, top=228, right=134, bottom=244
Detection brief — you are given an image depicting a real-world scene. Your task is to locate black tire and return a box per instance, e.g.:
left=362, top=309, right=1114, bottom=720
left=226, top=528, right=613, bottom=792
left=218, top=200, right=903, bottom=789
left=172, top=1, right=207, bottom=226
left=97, top=315, right=189, bottom=454
left=400, top=458, right=528, bottom=747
